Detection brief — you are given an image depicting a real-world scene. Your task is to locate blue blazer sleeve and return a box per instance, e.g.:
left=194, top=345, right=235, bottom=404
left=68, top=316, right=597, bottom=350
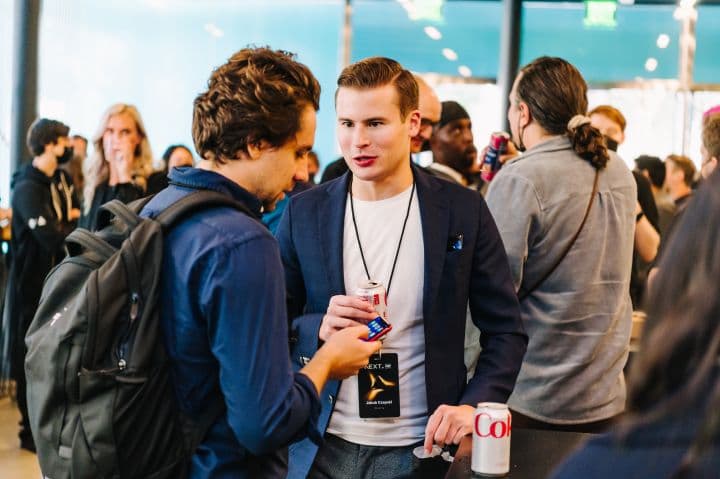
left=275, top=197, right=324, bottom=362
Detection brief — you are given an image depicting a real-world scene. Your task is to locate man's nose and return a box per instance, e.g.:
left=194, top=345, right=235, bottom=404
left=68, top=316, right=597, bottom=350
left=462, top=128, right=473, bottom=144
left=353, top=127, right=370, bottom=148
left=294, top=158, right=309, bottom=183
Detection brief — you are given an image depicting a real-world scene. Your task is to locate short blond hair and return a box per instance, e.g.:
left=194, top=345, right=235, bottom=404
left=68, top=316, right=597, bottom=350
left=336, top=57, right=418, bottom=120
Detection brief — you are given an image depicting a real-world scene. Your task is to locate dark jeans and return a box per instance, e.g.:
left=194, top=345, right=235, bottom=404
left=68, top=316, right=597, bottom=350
left=308, top=433, right=448, bottom=479
left=511, top=409, right=619, bottom=434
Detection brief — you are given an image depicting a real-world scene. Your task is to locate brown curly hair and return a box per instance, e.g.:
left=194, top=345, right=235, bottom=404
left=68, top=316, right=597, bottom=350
left=517, top=57, right=609, bottom=170
left=193, top=47, right=320, bottom=164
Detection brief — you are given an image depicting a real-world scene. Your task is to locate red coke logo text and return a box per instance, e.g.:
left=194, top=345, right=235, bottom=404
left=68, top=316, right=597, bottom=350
left=474, top=413, right=512, bottom=438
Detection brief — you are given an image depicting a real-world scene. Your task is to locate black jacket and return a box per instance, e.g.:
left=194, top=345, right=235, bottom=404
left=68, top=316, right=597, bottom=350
left=79, top=181, right=144, bottom=231
left=6, top=164, right=78, bottom=354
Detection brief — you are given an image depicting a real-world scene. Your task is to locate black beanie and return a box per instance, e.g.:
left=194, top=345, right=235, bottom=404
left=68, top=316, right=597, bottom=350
left=438, top=101, right=470, bottom=129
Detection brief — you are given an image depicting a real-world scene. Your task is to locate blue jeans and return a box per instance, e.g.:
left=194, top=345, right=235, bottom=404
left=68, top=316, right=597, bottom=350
left=308, top=434, right=449, bottom=479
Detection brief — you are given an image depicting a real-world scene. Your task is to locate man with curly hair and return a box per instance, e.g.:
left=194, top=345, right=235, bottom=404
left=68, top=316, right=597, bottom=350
left=140, top=47, right=380, bottom=478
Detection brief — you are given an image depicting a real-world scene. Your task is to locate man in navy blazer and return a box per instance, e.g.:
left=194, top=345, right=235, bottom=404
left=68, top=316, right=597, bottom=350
left=276, top=57, right=527, bottom=479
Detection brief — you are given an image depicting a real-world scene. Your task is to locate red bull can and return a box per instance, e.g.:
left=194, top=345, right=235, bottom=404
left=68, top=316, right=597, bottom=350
left=480, top=132, right=510, bottom=182
left=472, top=402, right=511, bottom=476
left=354, top=280, right=387, bottom=320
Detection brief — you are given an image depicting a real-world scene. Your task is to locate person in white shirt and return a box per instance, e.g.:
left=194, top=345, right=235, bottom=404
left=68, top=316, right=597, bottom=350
left=276, top=56, right=527, bottom=479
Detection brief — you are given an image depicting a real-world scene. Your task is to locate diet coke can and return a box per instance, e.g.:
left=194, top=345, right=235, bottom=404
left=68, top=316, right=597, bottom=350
left=354, top=280, right=387, bottom=320
left=480, top=132, right=510, bottom=182
left=472, top=402, right=511, bottom=476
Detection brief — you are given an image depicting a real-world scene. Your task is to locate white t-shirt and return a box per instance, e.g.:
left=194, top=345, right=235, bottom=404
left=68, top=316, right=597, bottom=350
left=326, top=184, right=427, bottom=446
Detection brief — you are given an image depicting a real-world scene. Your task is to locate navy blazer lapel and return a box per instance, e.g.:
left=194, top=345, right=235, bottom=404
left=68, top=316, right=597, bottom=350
left=414, top=167, right=450, bottom=323
left=318, top=173, right=351, bottom=296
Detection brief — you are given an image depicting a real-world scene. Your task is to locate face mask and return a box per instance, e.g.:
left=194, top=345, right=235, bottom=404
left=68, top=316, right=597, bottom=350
left=58, top=146, right=74, bottom=164
left=516, top=117, right=526, bottom=152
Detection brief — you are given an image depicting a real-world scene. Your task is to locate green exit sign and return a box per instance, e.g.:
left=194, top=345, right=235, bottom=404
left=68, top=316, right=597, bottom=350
left=584, top=0, right=618, bottom=28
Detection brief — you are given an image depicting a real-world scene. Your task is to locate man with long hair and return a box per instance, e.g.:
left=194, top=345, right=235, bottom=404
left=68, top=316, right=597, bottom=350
left=486, top=57, right=636, bottom=432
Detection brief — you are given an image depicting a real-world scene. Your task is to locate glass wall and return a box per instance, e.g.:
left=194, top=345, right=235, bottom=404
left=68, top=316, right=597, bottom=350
left=521, top=3, right=681, bottom=82
left=694, top=5, right=720, bottom=85
left=1, top=0, right=719, bottom=195
left=36, top=0, right=343, bottom=172
left=352, top=0, right=502, bottom=78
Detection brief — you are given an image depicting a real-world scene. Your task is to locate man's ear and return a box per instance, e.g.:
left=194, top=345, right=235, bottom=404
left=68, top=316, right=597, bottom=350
left=518, top=101, right=532, bottom=129
left=407, top=110, right=421, bottom=137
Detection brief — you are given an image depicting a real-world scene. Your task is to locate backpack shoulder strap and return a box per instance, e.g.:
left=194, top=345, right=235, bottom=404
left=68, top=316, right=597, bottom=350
left=65, top=228, right=116, bottom=260
left=518, top=169, right=600, bottom=301
left=154, top=190, right=256, bottom=230
left=98, top=195, right=155, bottom=230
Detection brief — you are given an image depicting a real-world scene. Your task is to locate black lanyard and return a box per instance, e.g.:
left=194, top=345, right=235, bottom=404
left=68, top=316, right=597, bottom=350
left=348, top=178, right=416, bottom=298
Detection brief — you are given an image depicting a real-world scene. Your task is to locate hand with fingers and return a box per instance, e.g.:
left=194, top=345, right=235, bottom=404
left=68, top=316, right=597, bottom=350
left=480, top=139, right=519, bottom=170
left=321, top=325, right=382, bottom=379
left=319, top=294, right=378, bottom=341
left=300, top=325, right=381, bottom=394
left=499, top=140, right=520, bottom=165
left=424, top=404, right=476, bottom=454
left=105, top=139, right=135, bottom=184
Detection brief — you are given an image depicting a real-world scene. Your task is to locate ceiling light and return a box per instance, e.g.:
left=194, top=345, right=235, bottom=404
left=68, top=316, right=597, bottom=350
left=656, top=34, right=670, bottom=49
left=424, top=26, right=442, bottom=40
left=442, top=48, right=458, bottom=61
left=458, top=65, right=472, bottom=78
left=645, top=58, right=658, bottom=72
left=397, top=0, right=419, bottom=20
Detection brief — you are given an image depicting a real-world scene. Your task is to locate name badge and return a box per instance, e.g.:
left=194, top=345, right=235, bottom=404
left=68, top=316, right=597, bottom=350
left=357, top=353, right=400, bottom=418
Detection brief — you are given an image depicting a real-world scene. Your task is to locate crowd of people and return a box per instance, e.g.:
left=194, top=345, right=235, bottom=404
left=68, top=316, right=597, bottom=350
left=1, top=46, right=719, bottom=478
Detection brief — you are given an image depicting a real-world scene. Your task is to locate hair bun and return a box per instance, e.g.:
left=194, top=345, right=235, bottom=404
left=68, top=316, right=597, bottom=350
left=568, top=114, right=591, bottom=131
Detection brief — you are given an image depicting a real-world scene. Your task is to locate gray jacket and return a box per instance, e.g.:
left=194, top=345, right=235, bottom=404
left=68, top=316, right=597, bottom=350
left=486, top=136, right=636, bottom=423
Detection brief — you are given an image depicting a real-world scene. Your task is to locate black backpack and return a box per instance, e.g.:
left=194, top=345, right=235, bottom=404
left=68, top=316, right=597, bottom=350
left=25, top=190, right=253, bottom=479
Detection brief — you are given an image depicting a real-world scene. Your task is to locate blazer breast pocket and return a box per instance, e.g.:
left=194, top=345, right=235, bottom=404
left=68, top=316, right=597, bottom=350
left=446, top=233, right=464, bottom=252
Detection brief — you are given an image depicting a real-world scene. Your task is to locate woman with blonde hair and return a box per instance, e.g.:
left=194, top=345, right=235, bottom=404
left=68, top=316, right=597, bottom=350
left=80, top=103, right=153, bottom=230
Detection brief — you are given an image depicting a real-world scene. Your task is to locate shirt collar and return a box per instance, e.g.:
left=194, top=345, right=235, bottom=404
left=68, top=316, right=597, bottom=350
left=168, top=166, right=264, bottom=218
left=428, top=162, right=467, bottom=185
left=506, top=135, right=569, bottom=166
